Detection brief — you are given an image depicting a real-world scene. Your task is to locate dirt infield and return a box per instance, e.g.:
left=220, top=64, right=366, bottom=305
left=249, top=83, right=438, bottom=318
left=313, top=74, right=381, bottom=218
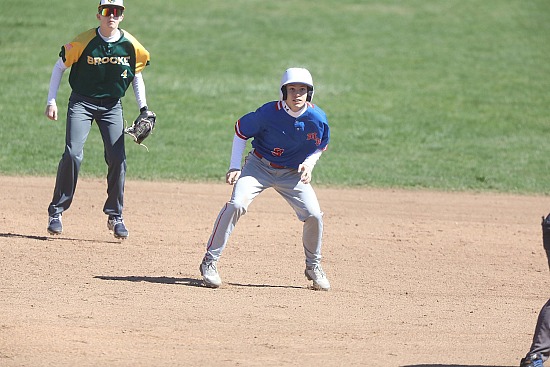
left=1, top=175, right=549, bottom=366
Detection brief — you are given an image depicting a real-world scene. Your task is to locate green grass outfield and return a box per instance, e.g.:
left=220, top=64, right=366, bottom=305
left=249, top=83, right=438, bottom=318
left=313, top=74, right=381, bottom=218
left=1, top=0, right=549, bottom=193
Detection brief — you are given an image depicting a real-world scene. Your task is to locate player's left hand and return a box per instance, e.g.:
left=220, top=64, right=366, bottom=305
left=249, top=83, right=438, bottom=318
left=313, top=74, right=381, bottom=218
left=298, top=164, right=313, bottom=184
left=125, top=110, right=156, bottom=146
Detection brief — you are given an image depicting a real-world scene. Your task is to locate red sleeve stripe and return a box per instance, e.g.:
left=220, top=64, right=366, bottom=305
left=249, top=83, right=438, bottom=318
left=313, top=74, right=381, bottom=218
left=235, top=119, right=248, bottom=139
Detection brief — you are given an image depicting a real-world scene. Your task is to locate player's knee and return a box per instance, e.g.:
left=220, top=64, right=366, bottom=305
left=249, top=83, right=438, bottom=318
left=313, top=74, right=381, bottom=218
left=303, top=211, right=323, bottom=224
left=543, top=214, right=550, bottom=231
left=227, top=200, right=248, bottom=216
left=542, top=214, right=550, bottom=245
left=107, top=155, right=126, bottom=167
left=64, top=147, right=83, bottom=162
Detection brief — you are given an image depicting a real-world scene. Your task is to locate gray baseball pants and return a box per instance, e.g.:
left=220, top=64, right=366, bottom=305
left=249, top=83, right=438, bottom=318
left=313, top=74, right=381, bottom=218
left=48, top=92, right=126, bottom=217
left=529, top=298, right=550, bottom=361
left=527, top=217, right=550, bottom=361
left=204, top=151, right=324, bottom=267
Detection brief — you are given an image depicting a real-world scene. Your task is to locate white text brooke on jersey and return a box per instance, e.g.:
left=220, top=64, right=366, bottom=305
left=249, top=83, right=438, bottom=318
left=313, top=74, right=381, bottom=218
left=87, top=55, right=131, bottom=66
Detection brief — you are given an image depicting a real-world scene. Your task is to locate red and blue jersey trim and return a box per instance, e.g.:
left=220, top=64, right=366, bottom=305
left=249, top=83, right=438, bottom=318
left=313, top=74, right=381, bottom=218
left=234, top=119, right=248, bottom=140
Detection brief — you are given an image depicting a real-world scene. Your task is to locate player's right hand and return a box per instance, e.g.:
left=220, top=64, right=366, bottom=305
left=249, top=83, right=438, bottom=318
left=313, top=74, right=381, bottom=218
left=226, top=169, right=241, bottom=185
left=45, top=104, right=58, bottom=121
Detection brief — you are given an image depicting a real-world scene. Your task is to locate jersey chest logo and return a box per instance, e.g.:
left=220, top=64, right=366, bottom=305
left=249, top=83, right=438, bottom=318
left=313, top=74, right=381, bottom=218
left=87, top=55, right=131, bottom=66
left=307, top=133, right=321, bottom=146
left=271, top=148, right=284, bottom=157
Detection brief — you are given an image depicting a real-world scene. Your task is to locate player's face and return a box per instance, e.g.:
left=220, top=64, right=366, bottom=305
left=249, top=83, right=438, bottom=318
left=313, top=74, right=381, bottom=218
left=97, top=6, right=124, bottom=30
left=285, top=83, right=309, bottom=112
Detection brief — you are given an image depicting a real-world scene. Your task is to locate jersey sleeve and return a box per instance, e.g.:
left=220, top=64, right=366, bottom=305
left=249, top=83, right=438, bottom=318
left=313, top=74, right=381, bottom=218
left=320, top=123, right=330, bottom=151
left=122, top=30, right=150, bottom=73
left=59, top=29, right=96, bottom=68
left=234, top=102, right=274, bottom=140
left=235, top=111, right=260, bottom=140
left=315, top=107, right=330, bottom=151
left=234, top=115, right=253, bottom=140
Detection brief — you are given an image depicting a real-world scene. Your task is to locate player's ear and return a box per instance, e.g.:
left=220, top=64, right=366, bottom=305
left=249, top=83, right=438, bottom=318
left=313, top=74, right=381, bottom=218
left=96, top=13, right=101, bottom=21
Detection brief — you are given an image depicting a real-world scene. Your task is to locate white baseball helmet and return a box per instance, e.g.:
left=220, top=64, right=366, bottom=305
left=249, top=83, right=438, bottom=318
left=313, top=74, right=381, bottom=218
left=99, top=0, right=124, bottom=9
left=280, top=68, right=314, bottom=102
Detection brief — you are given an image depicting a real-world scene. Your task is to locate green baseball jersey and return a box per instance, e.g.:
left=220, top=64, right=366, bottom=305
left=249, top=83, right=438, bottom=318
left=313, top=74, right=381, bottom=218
left=60, top=28, right=150, bottom=99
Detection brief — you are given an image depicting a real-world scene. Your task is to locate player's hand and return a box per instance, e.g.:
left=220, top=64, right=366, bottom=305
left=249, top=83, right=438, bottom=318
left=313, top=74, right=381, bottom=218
left=45, top=104, right=58, bottom=121
left=298, top=164, right=313, bottom=184
left=226, top=169, right=241, bottom=185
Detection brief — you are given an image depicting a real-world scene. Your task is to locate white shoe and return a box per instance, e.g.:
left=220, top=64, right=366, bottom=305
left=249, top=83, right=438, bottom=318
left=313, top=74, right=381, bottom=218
left=305, top=265, right=330, bottom=291
left=200, top=259, right=222, bottom=288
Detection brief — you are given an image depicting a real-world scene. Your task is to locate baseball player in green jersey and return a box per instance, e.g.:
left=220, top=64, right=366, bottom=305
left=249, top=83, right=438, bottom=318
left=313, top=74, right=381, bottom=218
left=44, top=0, right=151, bottom=239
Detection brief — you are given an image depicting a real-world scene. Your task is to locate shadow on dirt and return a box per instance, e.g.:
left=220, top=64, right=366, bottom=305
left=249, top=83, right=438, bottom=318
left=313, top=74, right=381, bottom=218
left=0, top=232, right=121, bottom=244
left=228, top=282, right=305, bottom=289
left=94, top=275, right=306, bottom=290
left=0, top=232, right=51, bottom=241
left=94, top=275, right=204, bottom=287
left=401, top=364, right=515, bottom=367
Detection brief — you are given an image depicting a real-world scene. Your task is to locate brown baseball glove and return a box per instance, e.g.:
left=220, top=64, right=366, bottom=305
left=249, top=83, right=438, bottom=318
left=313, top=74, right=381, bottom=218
left=125, top=109, right=156, bottom=150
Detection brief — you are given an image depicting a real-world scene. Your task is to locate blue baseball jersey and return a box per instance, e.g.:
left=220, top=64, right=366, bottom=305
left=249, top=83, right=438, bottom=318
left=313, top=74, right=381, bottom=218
left=235, top=101, right=330, bottom=169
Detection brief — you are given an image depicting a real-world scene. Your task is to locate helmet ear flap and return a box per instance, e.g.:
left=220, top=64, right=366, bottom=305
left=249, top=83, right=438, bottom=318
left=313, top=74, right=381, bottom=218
left=281, top=86, right=288, bottom=101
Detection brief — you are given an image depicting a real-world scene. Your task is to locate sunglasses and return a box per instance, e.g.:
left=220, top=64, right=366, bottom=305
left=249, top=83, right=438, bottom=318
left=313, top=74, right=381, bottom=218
left=99, top=7, right=124, bottom=17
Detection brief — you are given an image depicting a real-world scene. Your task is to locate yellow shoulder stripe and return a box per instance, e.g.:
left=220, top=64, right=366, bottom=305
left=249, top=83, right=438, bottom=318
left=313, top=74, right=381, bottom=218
left=121, top=29, right=151, bottom=74
left=63, top=29, right=97, bottom=68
